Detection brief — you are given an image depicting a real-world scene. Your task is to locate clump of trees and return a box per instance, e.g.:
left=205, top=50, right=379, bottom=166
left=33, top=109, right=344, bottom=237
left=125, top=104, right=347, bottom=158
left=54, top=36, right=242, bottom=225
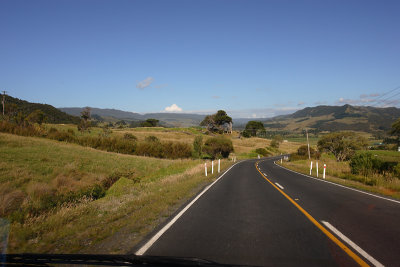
left=192, top=135, right=233, bottom=159
left=242, top=121, right=265, bottom=137
left=140, top=119, right=159, bottom=127
left=200, top=110, right=232, bottom=133
left=203, top=136, right=234, bottom=159
left=317, top=131, right=368, bottom=161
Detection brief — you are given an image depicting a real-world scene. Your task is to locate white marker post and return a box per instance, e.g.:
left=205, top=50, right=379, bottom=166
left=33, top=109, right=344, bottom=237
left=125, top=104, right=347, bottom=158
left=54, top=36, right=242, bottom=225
left=310, top=161, right=313, bottom=175
left=258, top=154, right=260, bottom=159
left=323, top=164, right=326, bottom=179
left=218, top=159, right=220, bottom=173
left=205, top=163, right=207, bottom=176
left=281, top=157, right=283, bottom=164
left=316, top=161, right=319, bottom=177
left=212, top=161, right=214, bottom=174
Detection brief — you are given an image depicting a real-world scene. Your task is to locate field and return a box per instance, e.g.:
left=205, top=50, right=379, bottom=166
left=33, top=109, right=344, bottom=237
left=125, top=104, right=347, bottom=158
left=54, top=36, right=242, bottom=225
left=0, top=133, right=232, bottom=253
left=280, top=151, right=400, bottom=199
left=43, top=123, right=302, bottom=158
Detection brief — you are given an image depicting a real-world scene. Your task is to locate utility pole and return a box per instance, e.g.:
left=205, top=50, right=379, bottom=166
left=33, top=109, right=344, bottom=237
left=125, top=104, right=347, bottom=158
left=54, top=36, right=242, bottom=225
left=2, top=91, right=7, bottom=116
left=306, top=128, right=311, bottom=160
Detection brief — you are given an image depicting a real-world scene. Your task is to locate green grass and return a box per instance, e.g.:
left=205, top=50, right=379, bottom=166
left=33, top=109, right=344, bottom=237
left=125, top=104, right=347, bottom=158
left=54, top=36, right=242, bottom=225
left=0, top=133, right=232, bottom=253
left=366, top=150, right=400, bottom=162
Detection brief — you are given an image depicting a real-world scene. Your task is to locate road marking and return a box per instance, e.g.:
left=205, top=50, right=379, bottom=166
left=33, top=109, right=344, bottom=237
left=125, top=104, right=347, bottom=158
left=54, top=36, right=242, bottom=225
left=135, top=162, right=240, bottom=255
left=255, top=162, right=369, bottom=267
left=274, top=161, right=400, bottom=205
left=321, top=221, right=383, bottom=267
left=263, top=173, right=267, bottom=176
left=275, top=182, right=284, bottom=190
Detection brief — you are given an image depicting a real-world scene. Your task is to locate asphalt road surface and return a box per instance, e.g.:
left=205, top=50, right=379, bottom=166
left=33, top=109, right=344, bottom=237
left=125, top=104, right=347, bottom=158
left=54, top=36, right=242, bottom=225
left=136, top=157, right=400, bottom=266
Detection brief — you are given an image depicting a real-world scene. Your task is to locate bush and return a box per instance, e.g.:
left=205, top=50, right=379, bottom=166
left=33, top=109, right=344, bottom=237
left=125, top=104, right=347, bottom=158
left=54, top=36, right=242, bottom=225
left=241, top=130, right=251, bottom=138
left=193, top=135, right=203, bottom=158
left=203, top=136, right=234, bottom=159
left=162, top=141, right=192, bottom=159
left=123, top=133, right=137, bottom=140
left=255, top=148, right=269, bottom=157
left=270, top=139, right=279, bottom=148
left=350, top=152, right=398, bottom=177
left=135, top=140, right=163, bottom=158
left=349, top=153, right=374, bottom=177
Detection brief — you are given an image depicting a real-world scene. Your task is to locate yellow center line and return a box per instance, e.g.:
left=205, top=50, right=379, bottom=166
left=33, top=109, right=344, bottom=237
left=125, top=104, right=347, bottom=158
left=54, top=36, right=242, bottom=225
left=255, top=161, right=369, bottom=267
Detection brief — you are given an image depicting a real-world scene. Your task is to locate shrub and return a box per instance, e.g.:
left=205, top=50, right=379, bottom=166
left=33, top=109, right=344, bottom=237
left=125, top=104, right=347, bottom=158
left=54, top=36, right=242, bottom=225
left=135, top=140, right=163, bottom=158
left=241, top=130, right=251, bottom=138
left=123, top=133, right=137, bottom=141
left=193, top=135, right=203, bottom=158
left=270, top=139, right=279, bottom=148
left=255, top=148, right=269, bottom=157
left=203, top=136, right=234, bottom=159
left=395, top=163, right=400, bottom=178
left=349, top=153, right=374, bottom=177
left=162, top=141, right=192, bottom=159
left=145, top=135, right=160, bottom=142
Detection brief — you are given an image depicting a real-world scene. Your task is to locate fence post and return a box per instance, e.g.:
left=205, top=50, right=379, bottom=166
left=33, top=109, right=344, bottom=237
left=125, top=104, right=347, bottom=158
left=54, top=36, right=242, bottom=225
left=310, top=161, right=313, bottom=175
left=323, top=164, right=326, bottom=179
left=212, top=161, right=214, bottom=174
left=205, top=163, right=207, bottom=176
left=316, top=161, right=319, bottom=178
left=218, top=159, right=220, bottom=173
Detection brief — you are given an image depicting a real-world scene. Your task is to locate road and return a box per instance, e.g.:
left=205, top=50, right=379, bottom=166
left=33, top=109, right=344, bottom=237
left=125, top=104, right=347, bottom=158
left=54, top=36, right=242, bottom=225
left=135, top=157, right=400, bottom=266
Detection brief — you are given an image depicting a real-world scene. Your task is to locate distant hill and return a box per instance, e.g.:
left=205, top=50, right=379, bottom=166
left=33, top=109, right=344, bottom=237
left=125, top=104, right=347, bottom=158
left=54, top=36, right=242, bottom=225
left=263, top=104, right=400, bottom=133
left=5, top=96, right=80, bottom=124
left=59, top=107, right=206, bottom=127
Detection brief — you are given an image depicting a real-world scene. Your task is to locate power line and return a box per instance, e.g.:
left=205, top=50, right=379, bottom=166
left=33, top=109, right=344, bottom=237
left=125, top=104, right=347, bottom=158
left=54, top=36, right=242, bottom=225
left=377, top=91, right=400, bottom=107
left=369, top=86, right=400, bottom=107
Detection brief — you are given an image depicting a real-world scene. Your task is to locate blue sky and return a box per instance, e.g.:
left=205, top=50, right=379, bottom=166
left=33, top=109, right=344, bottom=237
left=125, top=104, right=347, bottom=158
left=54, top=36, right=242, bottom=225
left=1, top=0, right=399, bottom=118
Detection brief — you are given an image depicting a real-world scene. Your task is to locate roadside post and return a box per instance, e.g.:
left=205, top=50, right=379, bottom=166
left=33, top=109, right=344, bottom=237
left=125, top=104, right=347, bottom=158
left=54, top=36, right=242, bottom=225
left=212, top=161, right=214, bottom=174
left=316, top=161, right=319, bottom=177
left=218, top=159, right=220, bottom=173
left=205, top=163, right=207, bottom=176
left=310, top=161, right=313, bottom=175
left=323, top=164, right=326, bottom=179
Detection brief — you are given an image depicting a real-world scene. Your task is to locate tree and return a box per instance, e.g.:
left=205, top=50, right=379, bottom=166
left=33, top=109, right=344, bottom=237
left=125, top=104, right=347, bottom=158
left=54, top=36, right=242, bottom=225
left=203, top=136, right=234, bottom=159
left=200, top=110, right=232, bottom=133
left=270, top=135, right=283, bottom=148
left=390, top=118, right=400, bottom=145
left=317, top=132, right=368, bottom=161
left=26, top=109, right=47, bottom=125
left=78, top=107, right=91, bottom=132
left=244, top=121, right=265, bottom=137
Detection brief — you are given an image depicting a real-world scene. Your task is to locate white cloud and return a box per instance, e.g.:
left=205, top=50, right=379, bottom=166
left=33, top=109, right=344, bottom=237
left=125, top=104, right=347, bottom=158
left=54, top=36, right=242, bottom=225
left=136, top=77, right=154, bottom=89
left=297, top=101, right=305, bottom=106
left=164, top=104, right=182, bottom=112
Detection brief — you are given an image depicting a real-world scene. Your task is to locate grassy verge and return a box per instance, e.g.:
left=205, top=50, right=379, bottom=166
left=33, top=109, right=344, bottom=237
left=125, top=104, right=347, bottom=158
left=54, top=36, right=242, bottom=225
left=1, top=133, right=232, bottom=253
left=279, top=154, right=400, bottom=200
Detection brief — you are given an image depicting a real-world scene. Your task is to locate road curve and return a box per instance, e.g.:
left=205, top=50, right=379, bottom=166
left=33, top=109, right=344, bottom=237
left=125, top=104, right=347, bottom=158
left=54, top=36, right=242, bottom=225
left=136, top=157, right=400, bottom=266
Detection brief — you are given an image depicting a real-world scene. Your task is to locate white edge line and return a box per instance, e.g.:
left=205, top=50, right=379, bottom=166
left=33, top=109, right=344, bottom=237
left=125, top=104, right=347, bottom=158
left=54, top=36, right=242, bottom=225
left=135, top=161, right=241, bottom=255
left=274, top=161, right=400, bottom=205
left=321, top=221, right=384, bottom=267
left=275, top=182, right=284, bottom=190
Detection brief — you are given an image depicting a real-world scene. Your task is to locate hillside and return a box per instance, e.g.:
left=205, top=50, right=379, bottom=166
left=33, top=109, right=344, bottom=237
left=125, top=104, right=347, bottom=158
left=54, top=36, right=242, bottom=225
left=59, top=107, right=206, bottom=127
left=263, top=104, right=400, bottom=133
left=5, top=96, right=80, bottom=124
